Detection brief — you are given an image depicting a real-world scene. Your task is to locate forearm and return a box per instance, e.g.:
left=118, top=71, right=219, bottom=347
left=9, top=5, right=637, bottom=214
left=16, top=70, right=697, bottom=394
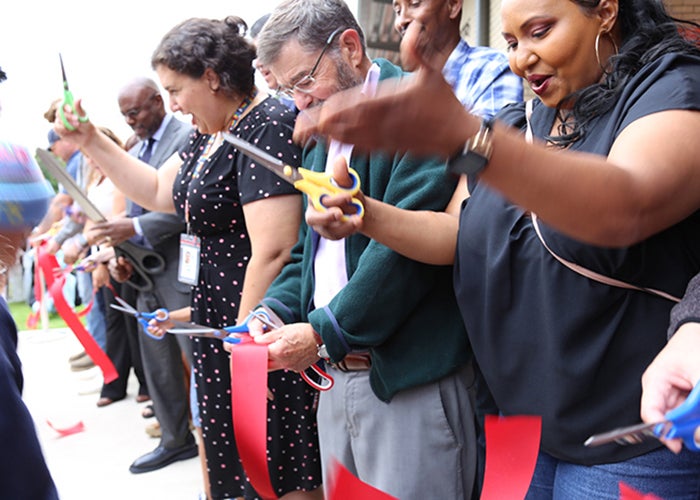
left=238, top=252, right=292, bottom=324
left=362, top=197, right=457, bottom=265
left=168, top=306, right=191, bottom=323
left=473, top=113, right=700, bottom=246
left=80, top=131, right=174, bottom=213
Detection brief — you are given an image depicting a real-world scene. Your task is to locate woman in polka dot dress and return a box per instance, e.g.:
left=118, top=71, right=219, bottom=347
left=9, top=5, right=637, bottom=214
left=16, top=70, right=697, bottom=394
left=55, top=15, right=321, bottom=500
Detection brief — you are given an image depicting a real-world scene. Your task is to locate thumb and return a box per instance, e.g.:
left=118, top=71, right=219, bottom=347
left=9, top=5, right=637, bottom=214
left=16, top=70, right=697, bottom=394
left=403, top=21, right=443, bottom=75
left=73, top=98, right=88, bottom=119
left=331, top=154, right=353, bottom=188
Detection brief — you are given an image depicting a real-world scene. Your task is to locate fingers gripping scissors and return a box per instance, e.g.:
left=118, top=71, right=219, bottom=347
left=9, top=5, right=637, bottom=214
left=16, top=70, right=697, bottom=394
left=168, top=309, right=334, bottom=391
left=109, top=297, right=170, bottom=341
left=58, top=54, right=89, bottom=131
left=223, top=133, right=364, bottom=220
left=585, top=382, right=700, bottom=451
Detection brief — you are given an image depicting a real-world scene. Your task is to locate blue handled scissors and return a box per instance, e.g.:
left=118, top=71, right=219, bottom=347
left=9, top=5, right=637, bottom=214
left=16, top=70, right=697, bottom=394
left=168, top=308, right=334, bottom=391
left=223, top=132, right=364, bottom=220
left=167, top=311, right=267, bottom=345
left=110, top=296, right=169, bottom=341
left=58, top=53, right=89, bottom=131
left=584, top=382, right=700, bottom=451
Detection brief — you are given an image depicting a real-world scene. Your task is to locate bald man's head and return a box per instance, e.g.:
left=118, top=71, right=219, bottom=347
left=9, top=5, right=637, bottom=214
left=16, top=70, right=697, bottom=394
left=118, top=77, right=167, bottom=141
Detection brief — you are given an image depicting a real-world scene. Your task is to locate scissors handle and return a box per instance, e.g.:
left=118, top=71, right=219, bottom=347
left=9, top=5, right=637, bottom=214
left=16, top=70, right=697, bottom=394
left=137, top=308, right=170, bottom=340
left=296, top=167, right=365, bottom=219
left=113, top=241, right=166, bottom=292
left=300, top=363, right=334, bottom=391
left=656, top=382, right=700, bottom=451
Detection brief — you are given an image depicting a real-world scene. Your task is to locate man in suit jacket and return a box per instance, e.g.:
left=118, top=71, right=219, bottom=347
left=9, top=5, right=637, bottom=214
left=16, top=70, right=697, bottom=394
left=90, top=77, right=196, bottom=473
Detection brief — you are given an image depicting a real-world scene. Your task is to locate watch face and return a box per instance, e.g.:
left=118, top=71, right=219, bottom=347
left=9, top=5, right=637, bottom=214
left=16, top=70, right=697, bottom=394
left=447, top=151, right=488, bottom=176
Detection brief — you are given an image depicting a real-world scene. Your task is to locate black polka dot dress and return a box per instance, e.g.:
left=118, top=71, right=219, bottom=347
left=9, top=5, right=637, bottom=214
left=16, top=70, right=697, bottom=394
left=173, top=97, right=321, bottom=499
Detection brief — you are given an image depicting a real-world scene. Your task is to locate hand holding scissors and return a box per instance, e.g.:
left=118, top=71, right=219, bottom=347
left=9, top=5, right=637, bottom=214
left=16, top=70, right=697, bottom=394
left=223, top=133, right=364, bottom=220
left=110, top=296, right=170, bottom=340
left=585, top=382, right=700, bottom=451
left=169, top=309, right=334, bottom=391
left=58, top=54, right=89, bottom=131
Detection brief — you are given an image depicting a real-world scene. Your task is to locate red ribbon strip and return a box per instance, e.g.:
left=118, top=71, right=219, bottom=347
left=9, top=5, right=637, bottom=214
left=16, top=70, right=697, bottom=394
left=327, top=459, right=398, bottom=500
left=619, top=482, right=664, bottom=500
left=27, top=252, right=93, bottom=328
left=481, top=415, right=542, bottom=500
left=230, top=340, right=278, bottom=500
left=46, top=419, right=85, bottom=437
left=36, top=244, right=117, bottom=384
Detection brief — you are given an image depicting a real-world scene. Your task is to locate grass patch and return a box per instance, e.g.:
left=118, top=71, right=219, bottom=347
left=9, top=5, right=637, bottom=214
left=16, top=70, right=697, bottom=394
left=8, top=300, right=73, bottom=330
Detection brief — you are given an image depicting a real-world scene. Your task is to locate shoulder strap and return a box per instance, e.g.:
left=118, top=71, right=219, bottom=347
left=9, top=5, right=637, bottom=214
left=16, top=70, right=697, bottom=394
left=531, top=213, right=680, bottom=303
left=524, top=99, right=679, bottom=303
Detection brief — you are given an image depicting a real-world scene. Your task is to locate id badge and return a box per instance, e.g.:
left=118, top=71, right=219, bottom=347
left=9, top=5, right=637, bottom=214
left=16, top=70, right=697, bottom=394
left=178, top=233, right=201, bottom=285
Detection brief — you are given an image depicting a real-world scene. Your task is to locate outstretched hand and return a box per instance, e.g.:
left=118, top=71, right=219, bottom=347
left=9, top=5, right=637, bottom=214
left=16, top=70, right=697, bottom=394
left=53, top=99, right=97, bottom=148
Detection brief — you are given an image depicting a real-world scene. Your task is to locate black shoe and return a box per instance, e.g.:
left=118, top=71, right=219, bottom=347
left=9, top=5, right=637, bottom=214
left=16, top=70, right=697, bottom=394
left=128, top=442, right=198, bottom=474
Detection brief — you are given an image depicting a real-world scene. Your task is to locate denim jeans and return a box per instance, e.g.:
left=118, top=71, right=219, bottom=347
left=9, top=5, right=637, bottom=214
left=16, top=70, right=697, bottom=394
left=526, top=447, right=700, bottom=499
left=81, top=273, right=106, bottom=351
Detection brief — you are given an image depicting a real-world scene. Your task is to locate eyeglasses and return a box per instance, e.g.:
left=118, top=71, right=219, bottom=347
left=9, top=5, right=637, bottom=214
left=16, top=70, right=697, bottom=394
left=123, top=92, right=159, bottom=120
left=277, top=28, right=344, bottom=99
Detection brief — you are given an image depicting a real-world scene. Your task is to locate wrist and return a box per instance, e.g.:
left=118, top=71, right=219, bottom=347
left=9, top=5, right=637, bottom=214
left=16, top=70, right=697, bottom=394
left=447, top=117, right=495, bottom=177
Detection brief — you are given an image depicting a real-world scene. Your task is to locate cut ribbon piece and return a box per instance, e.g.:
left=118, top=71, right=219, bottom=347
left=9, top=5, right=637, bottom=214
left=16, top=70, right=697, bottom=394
left=46, top=419, right=85, bottom=437
left=619, top=482, right=663, bottom=500
left=481, top=415, right=542, bottom=500
left=230, top=340, right=278, bottom=500
left=36, top=244, right=117, bottom=383
left=327, top=459, right=398, bottom=500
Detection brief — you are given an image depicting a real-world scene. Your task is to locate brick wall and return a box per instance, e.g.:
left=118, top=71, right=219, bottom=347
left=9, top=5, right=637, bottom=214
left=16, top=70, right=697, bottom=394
left=665, top=0, right=700, bottom=24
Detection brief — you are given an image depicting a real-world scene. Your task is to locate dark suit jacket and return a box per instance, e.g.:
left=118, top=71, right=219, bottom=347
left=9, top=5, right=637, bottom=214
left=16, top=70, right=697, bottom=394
left=128, top=117, right=193, bottom=306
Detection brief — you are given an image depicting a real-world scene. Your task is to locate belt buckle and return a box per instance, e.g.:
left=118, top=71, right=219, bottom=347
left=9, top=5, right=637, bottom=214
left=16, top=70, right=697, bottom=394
left=333, top=352, right=371, bottom=372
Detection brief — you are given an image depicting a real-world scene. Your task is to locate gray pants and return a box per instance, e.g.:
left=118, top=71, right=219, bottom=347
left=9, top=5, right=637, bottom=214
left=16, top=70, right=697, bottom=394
left=317, top=363, right=477, bottom=500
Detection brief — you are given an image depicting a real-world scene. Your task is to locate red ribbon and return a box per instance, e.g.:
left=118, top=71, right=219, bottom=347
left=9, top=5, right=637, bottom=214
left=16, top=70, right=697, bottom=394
left=27, top=253, right=93, bottom=328
left=481, top=415, right=542, bottom=500
left=230, top=340, right=278, bottom=500
left=619, top=482, right=664, bottom=500
left=46, top=419, right=85, bottom=437
left=327, top=459, right=398, bottom=500
left=36, top=244, right=117, bottom=384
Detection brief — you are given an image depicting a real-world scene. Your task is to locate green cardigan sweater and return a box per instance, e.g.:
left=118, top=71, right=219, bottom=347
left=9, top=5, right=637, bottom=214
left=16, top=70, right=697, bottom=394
left=262, top=59, right=470, bottom=401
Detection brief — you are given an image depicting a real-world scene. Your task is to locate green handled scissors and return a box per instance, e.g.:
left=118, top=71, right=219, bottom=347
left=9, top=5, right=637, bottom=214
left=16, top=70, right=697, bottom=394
left=223, top=132, right=364, bottom=219
left=59, top=53, right=89, bottom=131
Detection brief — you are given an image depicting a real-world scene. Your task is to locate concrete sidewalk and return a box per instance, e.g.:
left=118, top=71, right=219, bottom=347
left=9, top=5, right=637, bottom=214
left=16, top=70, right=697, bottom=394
left=17, top=327, right=203, bottom=500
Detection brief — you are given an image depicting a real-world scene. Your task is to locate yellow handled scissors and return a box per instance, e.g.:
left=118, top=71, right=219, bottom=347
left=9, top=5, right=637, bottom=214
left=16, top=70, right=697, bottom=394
left=58, top=53, right=89, bottom=131
left=223, top=132, right=364, bottom=219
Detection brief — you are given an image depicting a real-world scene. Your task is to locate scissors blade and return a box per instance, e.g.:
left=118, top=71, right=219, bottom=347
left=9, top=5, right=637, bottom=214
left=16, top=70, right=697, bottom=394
left=584, top=421, right=660, bottom=447
left=110, top=303, right=139, bottom=317
left=59, top=53, right=69, bottom=88
left=35, top=149, right=107, bottom=222
left=222, top=132, right=302, bottom=183
left=167, top=322, right=235, bottom=341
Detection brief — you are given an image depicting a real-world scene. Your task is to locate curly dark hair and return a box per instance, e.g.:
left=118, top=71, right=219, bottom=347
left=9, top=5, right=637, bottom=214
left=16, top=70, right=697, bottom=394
left=550, top=0, right=700, bottom=146
left=151, top=16, right=256, bottom=98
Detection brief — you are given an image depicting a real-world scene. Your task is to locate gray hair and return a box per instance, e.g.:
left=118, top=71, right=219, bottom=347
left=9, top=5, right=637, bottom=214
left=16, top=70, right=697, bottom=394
left=256, top=0, right=365, bottom=67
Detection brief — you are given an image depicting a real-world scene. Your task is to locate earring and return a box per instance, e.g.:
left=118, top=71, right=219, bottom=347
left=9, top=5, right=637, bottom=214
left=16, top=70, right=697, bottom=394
left=595, top=31, right=619, bottom=75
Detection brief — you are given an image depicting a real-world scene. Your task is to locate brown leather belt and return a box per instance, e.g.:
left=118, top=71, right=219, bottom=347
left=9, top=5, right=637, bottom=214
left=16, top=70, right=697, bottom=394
left=331, top=352, right=371, bottom=372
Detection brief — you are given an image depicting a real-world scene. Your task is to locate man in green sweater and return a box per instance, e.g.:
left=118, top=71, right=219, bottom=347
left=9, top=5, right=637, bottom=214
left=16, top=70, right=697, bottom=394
left=253, top=1, right=476, bottom=499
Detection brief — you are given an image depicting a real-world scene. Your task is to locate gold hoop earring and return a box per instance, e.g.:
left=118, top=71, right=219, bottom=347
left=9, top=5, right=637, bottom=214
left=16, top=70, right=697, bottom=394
left=595, top=31, right=619, bottom=75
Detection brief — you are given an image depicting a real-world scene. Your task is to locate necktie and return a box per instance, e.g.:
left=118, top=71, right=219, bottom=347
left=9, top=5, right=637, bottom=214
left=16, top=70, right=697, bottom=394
left=130, top=138, right=155, bottom=221
left=140, top=137, right=155, bottom=164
